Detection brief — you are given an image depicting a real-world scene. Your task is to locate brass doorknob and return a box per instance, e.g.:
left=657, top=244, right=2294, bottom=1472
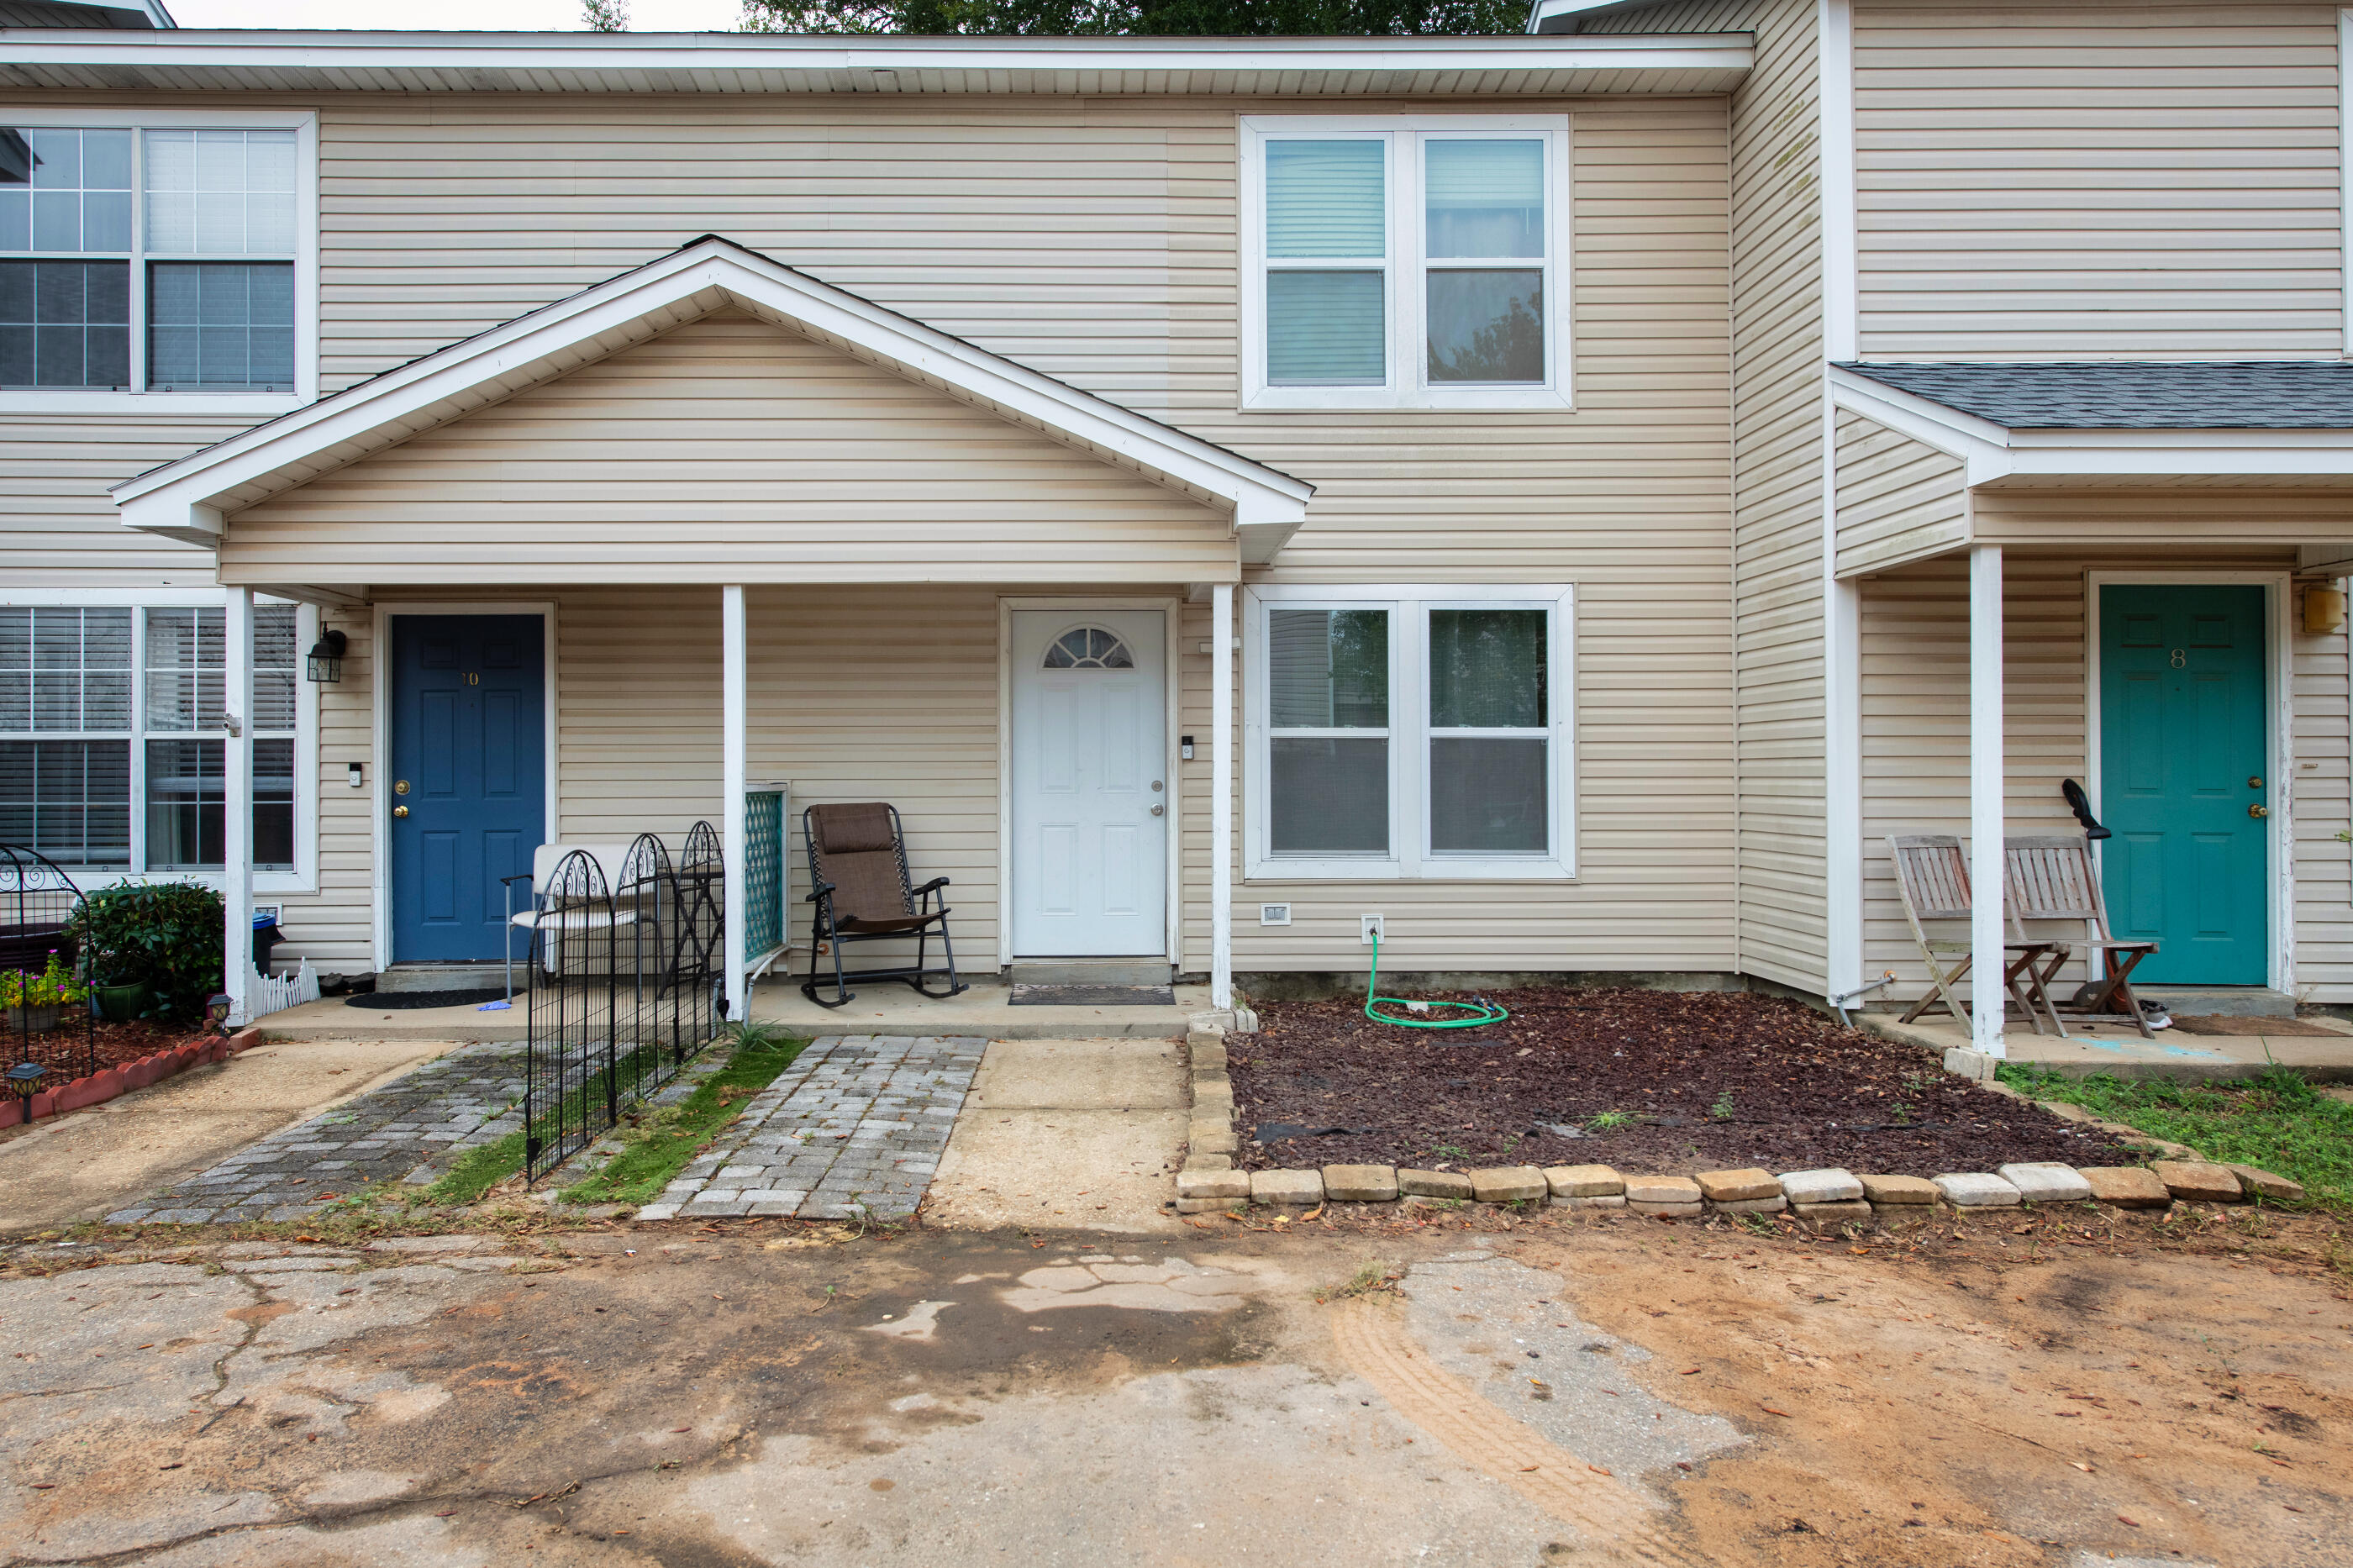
left=392, top=804, right=409, bottom=818
left=2249, top=803, right=2269, bottom=819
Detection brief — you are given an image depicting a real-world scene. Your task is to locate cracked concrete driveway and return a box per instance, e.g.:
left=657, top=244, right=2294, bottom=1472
left=0, top=1220, right=2340, bottom=1566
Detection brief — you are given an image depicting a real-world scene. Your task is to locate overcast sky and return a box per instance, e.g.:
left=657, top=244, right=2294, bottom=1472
left=166, top=0, right=750, bottom=29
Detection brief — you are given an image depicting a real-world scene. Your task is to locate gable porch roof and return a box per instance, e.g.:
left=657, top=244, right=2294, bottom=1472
left=113, top=235, right=1313, bottom=577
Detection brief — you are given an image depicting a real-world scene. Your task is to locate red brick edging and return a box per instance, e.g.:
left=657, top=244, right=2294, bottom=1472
left=8, top=1026, right=263, bottom=1126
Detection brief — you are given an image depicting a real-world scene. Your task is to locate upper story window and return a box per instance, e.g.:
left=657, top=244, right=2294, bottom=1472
left=0, top=113, right=314, bottom=413
left=1241, top=116, right=1571, bottom=413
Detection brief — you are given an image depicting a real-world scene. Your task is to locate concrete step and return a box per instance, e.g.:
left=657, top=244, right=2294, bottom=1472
left=2135, top=986, right=2296, bottom=1019
left=1003, top=959, right=1174, bottom=987
left=375, top=962, right=518, bottom=994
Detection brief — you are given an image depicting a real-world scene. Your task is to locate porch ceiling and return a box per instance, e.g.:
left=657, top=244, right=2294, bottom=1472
left=112, top=236, right=1312, bottom=589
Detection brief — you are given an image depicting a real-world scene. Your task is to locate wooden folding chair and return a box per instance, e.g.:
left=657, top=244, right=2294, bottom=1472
left=2003, top=834, right=2159, bottom=1039
left=1887, top=834, right=2067, bottom=1035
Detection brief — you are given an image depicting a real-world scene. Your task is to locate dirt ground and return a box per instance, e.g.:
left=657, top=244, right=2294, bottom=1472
left=0, top=1203, right=2342, bottom=1566
left=1237, top=989, right=2131, bottom=1175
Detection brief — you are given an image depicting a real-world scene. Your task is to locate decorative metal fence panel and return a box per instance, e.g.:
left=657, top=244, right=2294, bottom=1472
left=523, top=823, right=727, bottom=1186
left=743, top=787, right=785, bottom=971
left=1, top=845, right=98, bottom=1086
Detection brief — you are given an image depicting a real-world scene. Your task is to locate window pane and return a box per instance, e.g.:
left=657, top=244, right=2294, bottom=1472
left=21, top=607, right=130, bottom=731
left=1426, top=270, right=1543, bottom=385
left=1266, top=139, right=1385, bottom=259
left=148, top=262, right=296, bottom=391
left=1269, top=608, right=1387, bottom=728
left=1429, top=609, right=1546, bottom=729
left=1267, top=270, right=1385, bottom=386
left=0, top=739, right=130, bottom=867
left=0, top=608, right=24, bottom=731
left=1424, top=139, right=1545, bottom=259
left=253, top=604, right=298, bottom=731
left=1429, top=736, right=1547, bottom=855
left=145, top=607, right=224, bottom=732
left=1, top=130, right=134, bottom=256
left=0, top=260, right=130, bottom=390
left=144, top=129, right=297, bottom=257
left=1271, top=737, right=1389, bottom=855
left=254, top=734, right=293, bottom=871
left=145, top=736, right=224, bottom=869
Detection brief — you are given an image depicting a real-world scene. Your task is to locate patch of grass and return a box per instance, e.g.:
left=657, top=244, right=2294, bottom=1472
left=425, top=1129, right=529, bottom=1206
left=1314, top=1259, right=1400, bottom=1304
left=1999, top=1064, right=2353, bottom=1206
left=561, top=1029, right=807, bottom=1207
left=1586, top=1108, right=1632, bottom=1132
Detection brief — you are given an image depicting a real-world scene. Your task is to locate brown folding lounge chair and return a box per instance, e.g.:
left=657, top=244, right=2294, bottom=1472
left=800, top=802, right=967, bottom=1010
left=1887, top=834, right=2067, bottom=1035
left=2003, top=834, right=2160, bottom=1039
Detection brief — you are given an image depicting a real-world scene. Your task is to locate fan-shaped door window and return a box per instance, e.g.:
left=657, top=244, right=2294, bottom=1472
left=1042, top=627, right=1135, bottom=670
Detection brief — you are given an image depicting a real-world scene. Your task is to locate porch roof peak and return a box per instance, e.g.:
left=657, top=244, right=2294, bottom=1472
left=112, top=234, right=1313, bottom=566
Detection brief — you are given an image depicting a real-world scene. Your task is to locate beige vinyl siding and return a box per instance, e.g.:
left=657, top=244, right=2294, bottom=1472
left=0, top=413, right=242, bottom=589
left=1560, top=0, right=1829, bottom=992
left=1975, top=488, right=2353, bottom=551
left=1172, top=97, right=1739, bottom=976
left=1834, top=409, right=1966, bottom=576
left=221, top=311, right=1236, bottom=587
left=1853, top=0, right=2345, bottom=360
left=1858, top=549, right=2353, bottom=1008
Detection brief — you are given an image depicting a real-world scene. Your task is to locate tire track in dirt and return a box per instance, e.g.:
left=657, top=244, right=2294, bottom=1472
left=1331, top=1299, right=1705, bottom=1566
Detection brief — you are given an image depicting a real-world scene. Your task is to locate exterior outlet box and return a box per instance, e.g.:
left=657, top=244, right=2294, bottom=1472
left=1259, top=902, right=1292, bottom=926
left=1360, top=913, right=1385, bottom=945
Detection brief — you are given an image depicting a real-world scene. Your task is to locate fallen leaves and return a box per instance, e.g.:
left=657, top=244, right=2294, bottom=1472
left=1761, top=1406, right=1792, bottom=1418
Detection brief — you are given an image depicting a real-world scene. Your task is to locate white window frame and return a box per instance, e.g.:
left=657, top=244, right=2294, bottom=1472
left=1243, top=582, right=1575, bottom=881
left=0, top=106, right=318, bottom=416
left=1240, top=114, right=1572, bottom=413
left=0, top=587, right=318, bottom=894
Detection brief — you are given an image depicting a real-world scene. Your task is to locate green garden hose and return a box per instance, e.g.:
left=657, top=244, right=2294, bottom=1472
left=1363, top=931, right=1509, bottom=1029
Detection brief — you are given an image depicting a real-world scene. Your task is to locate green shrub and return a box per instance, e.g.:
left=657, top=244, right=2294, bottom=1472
left=67, top=882, right=225, bottom=1023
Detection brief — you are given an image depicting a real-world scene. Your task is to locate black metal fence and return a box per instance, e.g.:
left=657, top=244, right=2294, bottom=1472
left=524, top=823, right=726, bottom=1185
left=1, top=845, right=98, bottom=1087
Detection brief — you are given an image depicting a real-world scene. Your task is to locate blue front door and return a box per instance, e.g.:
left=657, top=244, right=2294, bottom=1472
left=2098, top=585, right=2268, bottom=985
left=388, top=614, right=546, bottom=963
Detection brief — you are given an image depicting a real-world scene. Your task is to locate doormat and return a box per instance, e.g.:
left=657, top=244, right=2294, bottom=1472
left=1008, top=983, right=1176, bottom=1008
left=346, top=987, right=510, bottom=1011
left=2165, top=1013, right=2347, bottom=1038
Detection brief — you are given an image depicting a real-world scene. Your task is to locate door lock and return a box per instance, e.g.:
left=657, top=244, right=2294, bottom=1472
left=392, top=805, right=409, bottom=818
left=2249, top=803, right=2269, bottom=819
left=394, top=779, right=410, bottom=795
left=2249, top=776, right=2265, bottom=789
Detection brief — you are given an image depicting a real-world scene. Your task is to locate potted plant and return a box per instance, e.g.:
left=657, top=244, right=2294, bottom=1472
left=3, top=953, right=87, bottom=1034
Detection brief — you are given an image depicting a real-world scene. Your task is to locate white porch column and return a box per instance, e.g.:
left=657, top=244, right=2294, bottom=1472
left=1211, top=583, right=1234, bottom=1011
left=722, top=585, right=749, bottom=1021
left=1968, top=545, right=2006, bottom=1057
left=223, top=587, right=254, bottom=1023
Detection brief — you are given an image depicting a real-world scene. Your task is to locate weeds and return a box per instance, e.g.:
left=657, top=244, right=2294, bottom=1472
left=1587, top=1109, right=1632, bottom=1132
left=1316, top=1259, right=1401, bottom=1303
left=1709, top=1091, right=1736, bottom=1122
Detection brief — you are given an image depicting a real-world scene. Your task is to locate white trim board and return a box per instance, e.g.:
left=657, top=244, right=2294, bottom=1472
left=2082, top=571, right=2294, bottom=996
left=113, top=236, right=1312, bottom=569
left=996, top=596, right=1183, bottom=968
left=368, top=602, right=560, bottom=973
left=1829, top=367, right=2353, bottom=487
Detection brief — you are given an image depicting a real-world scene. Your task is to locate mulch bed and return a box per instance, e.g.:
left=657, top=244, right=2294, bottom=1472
left=1229, top=988, right=2133, bottom=1178
left=7, top=1018, right=218, bottom=1075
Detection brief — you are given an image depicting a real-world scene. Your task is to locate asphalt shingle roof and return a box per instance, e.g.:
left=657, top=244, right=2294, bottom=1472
left=1837, top=360, right=2353, bottom=430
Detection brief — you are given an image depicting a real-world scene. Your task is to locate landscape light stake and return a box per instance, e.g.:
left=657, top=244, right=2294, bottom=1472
left=7, top=1060, right=45, bottom=1126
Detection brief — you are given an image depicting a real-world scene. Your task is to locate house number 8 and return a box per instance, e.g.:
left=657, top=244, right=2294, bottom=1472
left=2168, top=649, right=2187, bottom=668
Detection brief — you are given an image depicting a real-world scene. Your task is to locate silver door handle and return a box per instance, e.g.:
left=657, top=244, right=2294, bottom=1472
left=1150, top=804, right=1164, bottom=816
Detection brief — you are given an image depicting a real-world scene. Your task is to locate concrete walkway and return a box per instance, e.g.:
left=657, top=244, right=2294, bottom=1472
left=638, top=1034, right=987, bottom=1222
left=100, top=1039, right=529, bottom=1224
left=1862, top=1008, right=2353, bottom=1081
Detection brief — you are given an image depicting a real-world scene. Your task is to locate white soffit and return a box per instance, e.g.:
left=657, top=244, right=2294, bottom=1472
left=0, top=29, right=1751, bottom=96
left=113, top=236, right=1314, bottom=558
left=1829, top=366, right=2353, bottom=488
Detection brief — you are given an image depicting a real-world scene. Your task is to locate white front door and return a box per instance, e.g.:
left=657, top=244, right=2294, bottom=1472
left=1010, top=609, right=1167, bottom=957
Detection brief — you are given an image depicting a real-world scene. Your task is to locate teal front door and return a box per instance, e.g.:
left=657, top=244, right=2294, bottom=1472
left=2098, top=584, right=2268, bottom=984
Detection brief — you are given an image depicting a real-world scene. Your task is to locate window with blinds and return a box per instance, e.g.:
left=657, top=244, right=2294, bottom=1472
left=1244, top=118, right=1568, bottom=411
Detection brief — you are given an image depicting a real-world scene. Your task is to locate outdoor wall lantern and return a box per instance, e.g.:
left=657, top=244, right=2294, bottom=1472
left=306, top=629, right=348, bottom=684
left=6, top=1061, right=45, bottom=1124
